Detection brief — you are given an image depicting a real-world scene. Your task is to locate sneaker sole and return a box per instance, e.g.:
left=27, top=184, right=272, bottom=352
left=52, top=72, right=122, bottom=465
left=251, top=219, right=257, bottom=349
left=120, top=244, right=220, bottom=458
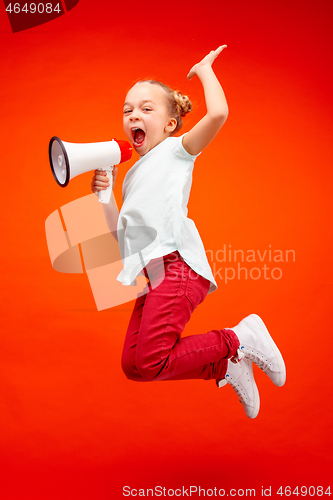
left=246, top=360, right=260, bottom=419
left=248, top=314, right=286, bottom=387
left=219, top=360, right=260, bottom=419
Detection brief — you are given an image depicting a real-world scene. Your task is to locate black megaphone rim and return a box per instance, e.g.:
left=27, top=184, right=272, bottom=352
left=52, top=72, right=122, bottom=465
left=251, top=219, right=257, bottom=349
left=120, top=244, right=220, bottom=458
left=49, top=136, right=70, bottom=187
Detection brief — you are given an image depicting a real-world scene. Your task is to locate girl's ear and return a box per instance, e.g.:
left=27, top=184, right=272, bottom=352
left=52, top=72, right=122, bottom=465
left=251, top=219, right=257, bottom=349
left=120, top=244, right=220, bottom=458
left=165, top=118, right=177, bottom=133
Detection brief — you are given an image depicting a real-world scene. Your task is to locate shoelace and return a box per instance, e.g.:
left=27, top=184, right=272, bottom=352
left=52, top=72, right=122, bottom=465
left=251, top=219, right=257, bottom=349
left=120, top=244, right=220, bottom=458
left=230, top=347, right=245, bottom=364
left=238, top=346, right=273, bottom=372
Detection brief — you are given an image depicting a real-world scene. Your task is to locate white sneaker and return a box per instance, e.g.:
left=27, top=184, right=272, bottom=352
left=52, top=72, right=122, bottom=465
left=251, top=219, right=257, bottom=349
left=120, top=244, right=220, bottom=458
left=218, top=357, right=260, bottom=419
left=231, top=314, right=286, bottom=387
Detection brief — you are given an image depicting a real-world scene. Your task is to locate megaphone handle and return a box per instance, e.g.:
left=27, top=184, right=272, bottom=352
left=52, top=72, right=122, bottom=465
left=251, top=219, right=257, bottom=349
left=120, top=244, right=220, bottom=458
left=98, top=166, right=114, bottom=204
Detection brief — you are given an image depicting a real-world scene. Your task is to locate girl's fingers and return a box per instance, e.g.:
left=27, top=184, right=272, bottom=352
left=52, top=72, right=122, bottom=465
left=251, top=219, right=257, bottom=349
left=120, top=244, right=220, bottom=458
left=92, top=181, right=110, bottom=191
left=93, top=181, right=108, bottom=188
left=92, top=186, right=109, bottom=192
left=94, top=169, right=108, bottom=175
left=209, top=45, right=227, bottom=63
left=187, top=45, right=227, bottom=80
left=92, top=169, right=111, bottom=194
left=94, top=174, right=110, bottom=182
left=93, top=181, right=110, bottom=187
left=216, top=44, right=227, bottom=55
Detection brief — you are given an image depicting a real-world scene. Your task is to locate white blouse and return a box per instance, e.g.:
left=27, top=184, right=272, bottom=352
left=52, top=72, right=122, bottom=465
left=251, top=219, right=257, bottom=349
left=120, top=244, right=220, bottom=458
left=116, top=135, right=217, bottom=294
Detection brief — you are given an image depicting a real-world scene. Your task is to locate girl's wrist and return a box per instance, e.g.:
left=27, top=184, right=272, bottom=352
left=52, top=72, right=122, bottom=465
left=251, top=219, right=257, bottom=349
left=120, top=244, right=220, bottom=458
left=195, top=64, right=215, bottom=80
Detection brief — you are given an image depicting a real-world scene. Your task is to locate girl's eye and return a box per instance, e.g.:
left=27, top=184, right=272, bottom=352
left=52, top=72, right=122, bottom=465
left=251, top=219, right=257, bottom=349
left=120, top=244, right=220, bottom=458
left=143, top=107, right=151, bottom=112
left=123, top=109, right=132, bottom=115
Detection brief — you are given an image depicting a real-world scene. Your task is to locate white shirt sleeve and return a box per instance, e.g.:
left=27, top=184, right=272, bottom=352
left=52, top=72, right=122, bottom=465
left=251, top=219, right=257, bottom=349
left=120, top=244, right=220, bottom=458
left=168, top=134, right=201, bottom=162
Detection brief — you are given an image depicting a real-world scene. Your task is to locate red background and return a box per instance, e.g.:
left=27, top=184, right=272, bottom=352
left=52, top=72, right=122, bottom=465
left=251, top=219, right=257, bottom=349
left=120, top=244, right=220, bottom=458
left=0, top=0, right=332, bottom=498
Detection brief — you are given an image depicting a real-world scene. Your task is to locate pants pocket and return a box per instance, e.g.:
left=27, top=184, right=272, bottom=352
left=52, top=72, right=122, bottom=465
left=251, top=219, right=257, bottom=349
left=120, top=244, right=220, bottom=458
left=185, top=266, right=210, bottom=310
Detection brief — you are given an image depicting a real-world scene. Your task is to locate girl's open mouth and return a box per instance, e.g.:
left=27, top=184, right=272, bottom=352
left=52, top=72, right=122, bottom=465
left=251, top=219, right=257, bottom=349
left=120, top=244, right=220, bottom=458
left=132, top=128, right=146, bottom=147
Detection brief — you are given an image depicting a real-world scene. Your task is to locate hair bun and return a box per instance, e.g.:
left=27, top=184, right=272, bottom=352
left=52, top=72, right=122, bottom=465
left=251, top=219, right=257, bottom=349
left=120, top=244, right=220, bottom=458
left=173, top=91, right=193, bottom=117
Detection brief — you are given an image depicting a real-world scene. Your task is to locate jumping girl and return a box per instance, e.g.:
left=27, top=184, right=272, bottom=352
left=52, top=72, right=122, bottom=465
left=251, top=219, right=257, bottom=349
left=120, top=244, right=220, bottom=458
left=91, top=46, right=286, bottom=419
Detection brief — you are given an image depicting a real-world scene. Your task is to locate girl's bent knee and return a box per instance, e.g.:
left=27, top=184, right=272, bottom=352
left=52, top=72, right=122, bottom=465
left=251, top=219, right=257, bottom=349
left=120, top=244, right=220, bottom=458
left=121, top=356, right=138, bottom=381
left=136, top=359, right=161, bottom=381
left=122, top=360, right=156, bottom=381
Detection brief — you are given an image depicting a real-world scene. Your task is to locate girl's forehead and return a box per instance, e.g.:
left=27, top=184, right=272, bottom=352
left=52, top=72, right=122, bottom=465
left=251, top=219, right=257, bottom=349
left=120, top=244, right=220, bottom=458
left=124, top=83, right=167, bottom=104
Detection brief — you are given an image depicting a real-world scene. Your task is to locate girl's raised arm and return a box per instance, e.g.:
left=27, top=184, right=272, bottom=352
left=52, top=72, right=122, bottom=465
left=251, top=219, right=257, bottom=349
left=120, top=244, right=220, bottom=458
left=182, top=46, right=228, bottom=156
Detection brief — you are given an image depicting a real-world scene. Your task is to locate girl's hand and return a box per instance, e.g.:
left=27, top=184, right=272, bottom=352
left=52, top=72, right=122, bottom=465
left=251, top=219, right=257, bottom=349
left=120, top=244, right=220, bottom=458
left=187, top=45, right=227, bottom=80
left=91, top=166, right=118, bottom=195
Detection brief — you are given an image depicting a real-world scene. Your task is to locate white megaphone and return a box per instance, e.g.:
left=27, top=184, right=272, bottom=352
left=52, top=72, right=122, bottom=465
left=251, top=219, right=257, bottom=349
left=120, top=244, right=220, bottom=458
left=49, top=136, right=132, bottom=204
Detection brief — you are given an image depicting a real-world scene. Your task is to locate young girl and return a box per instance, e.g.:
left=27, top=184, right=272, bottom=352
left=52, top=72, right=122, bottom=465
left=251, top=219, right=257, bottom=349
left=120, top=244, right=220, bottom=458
left=91, top=46, right=286, bottom=419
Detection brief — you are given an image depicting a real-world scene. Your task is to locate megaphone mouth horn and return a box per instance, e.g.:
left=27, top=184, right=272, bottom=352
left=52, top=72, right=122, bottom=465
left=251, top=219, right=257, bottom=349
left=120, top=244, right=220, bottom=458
left=49, top=136, right=70, bottom=187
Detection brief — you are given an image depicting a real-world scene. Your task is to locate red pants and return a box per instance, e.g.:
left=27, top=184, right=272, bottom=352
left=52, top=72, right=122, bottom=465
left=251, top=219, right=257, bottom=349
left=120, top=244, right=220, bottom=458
left=121, top=251, right=240, bottom=382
